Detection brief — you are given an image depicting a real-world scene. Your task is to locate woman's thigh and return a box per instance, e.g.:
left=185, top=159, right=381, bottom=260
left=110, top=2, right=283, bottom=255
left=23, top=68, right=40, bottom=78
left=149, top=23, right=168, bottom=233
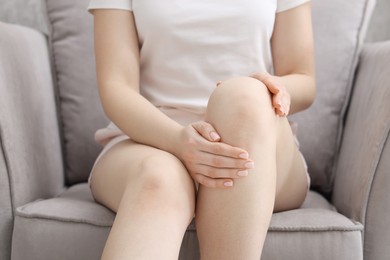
left=274, top=117, right=309, bottom=212
left=89, top=137, right=196, bottom=213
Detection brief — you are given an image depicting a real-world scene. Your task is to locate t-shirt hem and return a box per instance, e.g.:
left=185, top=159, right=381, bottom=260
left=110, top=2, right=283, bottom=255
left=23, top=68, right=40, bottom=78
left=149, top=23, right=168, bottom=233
left=276, top=0, right=310, bottom=13
left=87, top=0, right=133, bottom=14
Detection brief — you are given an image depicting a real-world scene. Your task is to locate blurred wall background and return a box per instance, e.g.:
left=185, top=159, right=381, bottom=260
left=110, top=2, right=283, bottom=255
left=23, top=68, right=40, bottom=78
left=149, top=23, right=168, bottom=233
left=0, top=0, right=389, bottom=42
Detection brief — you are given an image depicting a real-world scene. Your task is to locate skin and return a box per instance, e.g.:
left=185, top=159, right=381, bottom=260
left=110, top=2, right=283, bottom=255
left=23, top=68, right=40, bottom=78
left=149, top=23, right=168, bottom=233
left=89, top=2, right=315, bottom=259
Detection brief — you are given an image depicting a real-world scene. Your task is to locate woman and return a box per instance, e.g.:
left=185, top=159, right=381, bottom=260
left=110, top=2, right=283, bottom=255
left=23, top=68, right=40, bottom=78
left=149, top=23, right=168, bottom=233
left=87, top=0, right=315, bottom=259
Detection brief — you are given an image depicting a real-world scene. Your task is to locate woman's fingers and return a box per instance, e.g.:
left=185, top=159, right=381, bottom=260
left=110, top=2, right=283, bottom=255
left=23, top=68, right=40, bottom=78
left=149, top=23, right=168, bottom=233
left=282, top=92, right=291, bottom=115
left=194, top=173, right=234, bottom=189
left=191, top=164, right=250, bottom=179
left=250, top=72, right=290, bottom=116
left=250, top=72, right=280, bottom=95
left=185, top=146, right=253, bottom=182
left=181, top=140, right=252, bottom=171
left=191, top=121, right=251, bottom=158
left=201, top=138, right=250, bottom=159
left=192, top=121, right=221, bottom=142
left=179, top=121, right=254, bottom=188
left=273, top=91, right=290, bottom=116
left=273, top=95, right=285, bottom=116
left=196, top=151, right=254, bottom=169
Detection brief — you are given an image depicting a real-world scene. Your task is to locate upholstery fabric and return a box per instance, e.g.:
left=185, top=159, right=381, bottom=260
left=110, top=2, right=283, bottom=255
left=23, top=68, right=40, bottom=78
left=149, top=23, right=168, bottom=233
left=42, top=0, right=107, bottom=185
left=366, top=0, right=390, bottom=42
left=0, top=22, right=64, bottom=207
left=12, top=184, right=363, bottom=260
left=0, top=21, right=65, bottom=260
left=12, top=217, right=110, bottom=260
left=0, top=0, right=48, bottom=35
left=364, top=137, right=390, bottom=260
left=42, top=0, right=375, bottom=195
left=332, top=41, right=390, bottom=259
left=288, top=0, right=375, bottom=195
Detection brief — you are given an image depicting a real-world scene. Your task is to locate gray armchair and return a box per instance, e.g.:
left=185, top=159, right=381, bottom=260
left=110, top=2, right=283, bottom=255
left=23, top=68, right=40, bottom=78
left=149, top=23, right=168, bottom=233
left=0, top=0, right=389, bottom=259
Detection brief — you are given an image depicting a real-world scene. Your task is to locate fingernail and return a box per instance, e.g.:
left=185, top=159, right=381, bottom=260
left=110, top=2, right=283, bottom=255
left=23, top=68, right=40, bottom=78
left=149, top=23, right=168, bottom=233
left=210, top=132, right=220, bottom=141
left=237, top=170, right=248, bottom=177
left=224, top=181, right=233, bottom=187
left=280, top=106, right=285, bottom=114
left=239, top=153, right=249, bottom=159
left=245, top=161, right=255, bottom=169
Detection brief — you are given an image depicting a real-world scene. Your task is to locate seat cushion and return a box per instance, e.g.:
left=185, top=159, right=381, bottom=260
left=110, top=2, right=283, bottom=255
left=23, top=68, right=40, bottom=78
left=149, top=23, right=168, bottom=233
left=12, top=184, right=363, bottom=260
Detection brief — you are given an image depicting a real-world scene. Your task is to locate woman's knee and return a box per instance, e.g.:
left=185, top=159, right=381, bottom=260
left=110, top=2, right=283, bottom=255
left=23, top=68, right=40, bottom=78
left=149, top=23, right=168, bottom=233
left=207, top=76, right=276, bottom=125
left=132, top=153, right=196, bottom=212
left=135, top=153, right=191, bottom=191
left=123, top=153, right=196, bottom=219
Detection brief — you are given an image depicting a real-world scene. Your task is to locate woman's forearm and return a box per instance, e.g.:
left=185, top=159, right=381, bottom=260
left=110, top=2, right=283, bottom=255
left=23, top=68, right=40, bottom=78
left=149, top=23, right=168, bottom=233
left=278, top=73, right=316, bottom=115
left=99, top=83, right=183, bottom=154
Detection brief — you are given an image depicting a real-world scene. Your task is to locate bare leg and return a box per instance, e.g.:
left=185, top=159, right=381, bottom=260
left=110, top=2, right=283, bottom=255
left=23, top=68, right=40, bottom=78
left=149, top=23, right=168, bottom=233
left=90, top=139, right=196, bottom=260
left=196, top=77, right=308, bottom=259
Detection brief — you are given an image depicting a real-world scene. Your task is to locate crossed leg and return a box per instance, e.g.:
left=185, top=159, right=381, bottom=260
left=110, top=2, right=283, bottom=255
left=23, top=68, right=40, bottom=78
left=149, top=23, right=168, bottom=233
left=196, top=77, right=308, bottom=259
left=89, top=76, right=308, bottom=260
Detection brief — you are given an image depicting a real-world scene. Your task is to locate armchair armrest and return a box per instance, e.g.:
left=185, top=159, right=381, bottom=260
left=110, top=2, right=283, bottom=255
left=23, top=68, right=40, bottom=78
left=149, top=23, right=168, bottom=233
left=0, top=22, right=65, bottom=208
left=332, top=41, right=390, bottom=260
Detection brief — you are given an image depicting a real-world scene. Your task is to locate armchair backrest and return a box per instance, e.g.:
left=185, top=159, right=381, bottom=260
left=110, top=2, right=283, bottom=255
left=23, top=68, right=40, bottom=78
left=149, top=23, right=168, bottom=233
left=42, top=0, right=375, bottom=195
left=0, top=22, right=64, bottom=207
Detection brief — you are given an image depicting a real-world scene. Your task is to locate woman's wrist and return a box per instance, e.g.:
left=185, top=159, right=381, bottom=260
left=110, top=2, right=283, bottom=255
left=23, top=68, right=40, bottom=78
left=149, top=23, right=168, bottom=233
left=167, top=125, right=185, bottom=159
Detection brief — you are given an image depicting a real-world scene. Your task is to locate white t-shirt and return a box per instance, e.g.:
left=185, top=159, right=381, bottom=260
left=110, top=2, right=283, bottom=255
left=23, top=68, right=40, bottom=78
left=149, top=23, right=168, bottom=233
left=87, top=0, right=310, bottom=145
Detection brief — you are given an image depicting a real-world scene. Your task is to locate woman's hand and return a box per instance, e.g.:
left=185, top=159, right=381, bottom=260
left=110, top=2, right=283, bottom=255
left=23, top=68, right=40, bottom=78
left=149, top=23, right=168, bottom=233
left=250, top=72, right=291, bottom=116
left=174, top=121, right=254, bottom=189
